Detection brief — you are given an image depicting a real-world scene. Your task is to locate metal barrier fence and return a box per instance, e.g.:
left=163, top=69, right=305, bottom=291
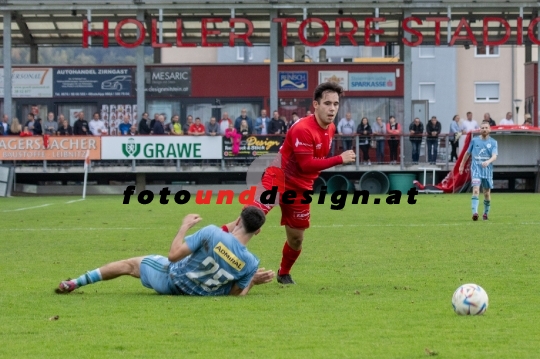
left=0, top=133, right=455, bottom=172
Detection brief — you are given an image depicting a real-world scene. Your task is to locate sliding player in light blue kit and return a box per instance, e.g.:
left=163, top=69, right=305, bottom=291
left=55, top=207, right=275, bottom=296
left=459, top=121, right=498, bottom=221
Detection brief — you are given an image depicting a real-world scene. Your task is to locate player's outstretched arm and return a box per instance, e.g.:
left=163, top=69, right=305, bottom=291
left=168, top=214, right=202, bottom=262
left=229, top=268, right=275, bottom=296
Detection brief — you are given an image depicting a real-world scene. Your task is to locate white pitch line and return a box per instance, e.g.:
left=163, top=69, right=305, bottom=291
left=2, top=203, right=54, bottom=213
left=6, top=227, right=156, bottom=231
left=270, top=222, right=540, bottom=228
left=5, top=222, right=540, bottom=232
left=65, top=199, right=85, bottom=204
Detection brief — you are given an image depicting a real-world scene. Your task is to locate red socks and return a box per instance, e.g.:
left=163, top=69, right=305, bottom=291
left=279, top=241, right=301, bottom=275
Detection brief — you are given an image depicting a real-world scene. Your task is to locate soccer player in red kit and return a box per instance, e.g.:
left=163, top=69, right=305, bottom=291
left=223, top=82, right=356, bottom=284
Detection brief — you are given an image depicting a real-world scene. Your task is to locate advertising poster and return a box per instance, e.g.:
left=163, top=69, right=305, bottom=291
left=349, top=72, right=396, bottom=91
left=101, top=136, right=222, bottom=160
left=318, top=71, right=348, bottom=90
left=0, top=68, right=53, bottom=98
left=222, top=135, right=283, bottom=160
left=144, top=67, right=191, bottom=97
left=0, top=136, right=101, bottom=161
left=53, top=68, right=133, bottom=97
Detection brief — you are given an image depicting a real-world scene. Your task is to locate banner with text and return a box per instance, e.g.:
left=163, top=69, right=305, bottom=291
left=223, top=135, right=283, bottom=160
left=0, top=136, right=101, bottom=161
left=101, top=136, right=222, bottom=160
left=0, top=68, right=53, bottom=98
left=349, top=72, right=396, bottom=91
left=143, top=67, right=191, bottom=97
left=53, top=68, right=133, bottom=97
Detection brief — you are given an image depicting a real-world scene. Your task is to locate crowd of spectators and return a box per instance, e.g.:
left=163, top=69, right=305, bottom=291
left=0, top=105, right=535, bottom=166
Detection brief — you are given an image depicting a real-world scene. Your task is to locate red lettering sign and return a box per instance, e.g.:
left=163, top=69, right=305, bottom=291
left=114, top=19, right=145, bottom=48
left=335, top=18, right=358, bottom=46
left=403, top=17, right=423, bottom=47
left=83, top=16, right=540, bottom=48
left=364, top=17, right=386, bottom=47
left=299, top=18, right=329, bottom=47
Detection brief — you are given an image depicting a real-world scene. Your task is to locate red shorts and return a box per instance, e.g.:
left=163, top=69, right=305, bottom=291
left=244, top=170, right=311, bottom=230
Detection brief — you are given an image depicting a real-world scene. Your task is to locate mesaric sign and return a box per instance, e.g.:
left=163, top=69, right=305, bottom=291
left=101, top=136, right=223, bottom=160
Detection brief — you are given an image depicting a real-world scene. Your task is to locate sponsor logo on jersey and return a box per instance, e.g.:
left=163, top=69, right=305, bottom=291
left=214, top=242, right=245, bottom=271
left=294, top=210, right=310, bottom=219
left=295, top=138, right=312, bottom=148
left=316, top=143, right=322, bottom=149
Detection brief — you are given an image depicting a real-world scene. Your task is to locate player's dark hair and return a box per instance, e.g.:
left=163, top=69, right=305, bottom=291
left=313, top=82, right=343, bottom=103
left=240, top=206, right=266, bottom=234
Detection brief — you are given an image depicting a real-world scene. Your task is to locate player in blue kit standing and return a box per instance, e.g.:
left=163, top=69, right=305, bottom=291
left=459, top=121, right=498, bottom=221
left=55, top=207, right=275, bottom=296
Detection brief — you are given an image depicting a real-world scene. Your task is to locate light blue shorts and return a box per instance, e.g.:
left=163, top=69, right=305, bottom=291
left=471, top=178, right=493, bottom=190
left=140, top=255, right=177, bottom=295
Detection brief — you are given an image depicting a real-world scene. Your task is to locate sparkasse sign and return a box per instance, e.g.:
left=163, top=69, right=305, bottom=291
left=101, top=136, right=222, bottom=160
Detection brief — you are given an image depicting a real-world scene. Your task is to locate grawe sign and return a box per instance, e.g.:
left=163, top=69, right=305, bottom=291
left=83, top=16, right=540, bottom=48
left=0, top=136, right=101, bottom=160
left=101, top=136, right=223, bottom=160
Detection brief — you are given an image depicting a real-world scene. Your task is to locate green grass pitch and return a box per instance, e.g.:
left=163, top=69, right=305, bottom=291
left=1, top=193, right=539, bottom=358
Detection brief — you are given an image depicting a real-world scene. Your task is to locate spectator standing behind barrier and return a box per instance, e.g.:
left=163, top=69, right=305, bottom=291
left=1, top=114, right=9, bottom=135
left=337, top=112, right=355, bottom=152
left=462, top=111, right=479, bottom=134
left=149, top=113, right=159, bottom=132
left=386, top=116, right=401, bottom=165
left=24, top=113, right=35, bottom=134
left=499, top=112, right=514, bottom=125
left=268, top=111, right=286, bottom=135
left=449, top=114, right=461, bottom=162
left=189, top=117, right=206, bottom=136
left=357, top=117, right=372, bottom=165
left=119, top=117, right=131, bottom=135
left=426, top=116, right=441, bottom=165
left=73, top=112, right=89, bottom=136
left=235, top=109, right=253, bottom=134
left=409, top=117, right=423, bottom=165
left=9, top=117, right=22, bottom=135
left=287, top=112, right=299, bottom=133
left=168, top=115, right=183, bottom=135
left=239, top=119, right=250, bottom=136
left=483, top=113, right=496, bottom=127
left=255, top=109, right=270, bottom=135
left=42, top=112, right=58, bottom=136
left=129, top=125, right=138, bottom=136
left=183, top=115, right=193, bottom=135
left=139, top=112, right=151, bottom=135
left=57, top=119, right=73, bottom=136
left=152, top=115, right=165, bottom=135
left=219, top=112, right=233, bottom=135
left=20, top=126, right=33, bottom=137
left=206, top=117, right=220, bottom=136
left=33, top=116, right=43, bottom=135
left=89, top=112, right=107, bottom=136
left=372, top=116, right=386, bottom=164
left=524, top=114, right=532, bottom=125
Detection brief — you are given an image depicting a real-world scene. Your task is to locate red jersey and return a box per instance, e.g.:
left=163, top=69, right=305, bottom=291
left=278, top=114, right=342, bottom=190
left=189, top=123, right=205, bottom=134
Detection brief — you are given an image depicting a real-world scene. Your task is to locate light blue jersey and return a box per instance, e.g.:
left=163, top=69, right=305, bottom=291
left=467, top=135, right=498, bottom=181
left=168, top=225, right=259, bottom=296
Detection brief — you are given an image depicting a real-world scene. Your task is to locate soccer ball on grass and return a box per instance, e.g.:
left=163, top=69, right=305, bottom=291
left=452, top=283, right=488, bottom=315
